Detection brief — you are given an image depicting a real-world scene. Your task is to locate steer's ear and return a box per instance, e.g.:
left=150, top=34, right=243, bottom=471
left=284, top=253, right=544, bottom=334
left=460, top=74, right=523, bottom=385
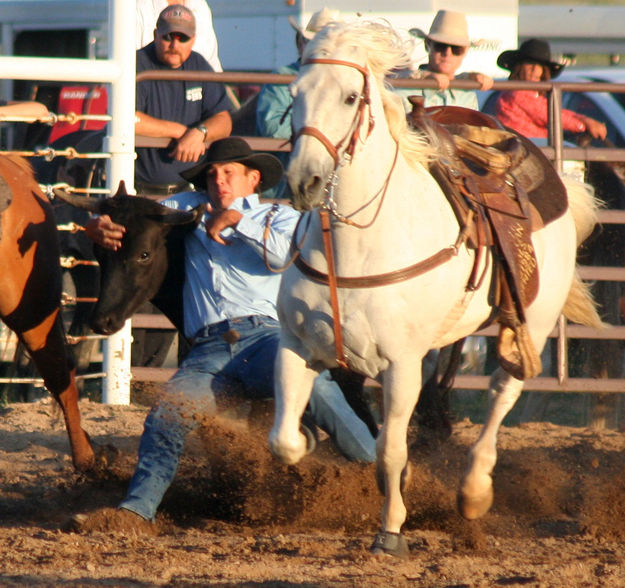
left=53, top=187, right=103, bottom=213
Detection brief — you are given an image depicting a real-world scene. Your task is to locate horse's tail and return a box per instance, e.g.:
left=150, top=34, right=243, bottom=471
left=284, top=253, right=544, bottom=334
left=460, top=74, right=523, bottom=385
left=561, top=173, right=602, bottom=246
left=560, top=174, right=604, bottom=328
left=563, top=270, right=603, bottom=328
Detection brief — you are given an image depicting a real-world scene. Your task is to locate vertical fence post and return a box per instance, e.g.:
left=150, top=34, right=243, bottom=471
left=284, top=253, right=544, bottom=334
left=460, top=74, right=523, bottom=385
left=100, top=0, right=136, bottom=405
left=549, top=85, right=569, bottom=386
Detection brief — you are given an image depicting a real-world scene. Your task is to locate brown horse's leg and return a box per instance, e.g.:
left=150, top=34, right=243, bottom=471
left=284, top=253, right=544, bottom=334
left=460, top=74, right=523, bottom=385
left=21, top=312, right=95, bottom=471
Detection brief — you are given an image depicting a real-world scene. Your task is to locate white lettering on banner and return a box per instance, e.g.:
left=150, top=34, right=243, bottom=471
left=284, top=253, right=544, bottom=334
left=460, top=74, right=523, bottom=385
left=60, top=90, right=103, bottom=99
left=186, top=87, right=203, bottom=102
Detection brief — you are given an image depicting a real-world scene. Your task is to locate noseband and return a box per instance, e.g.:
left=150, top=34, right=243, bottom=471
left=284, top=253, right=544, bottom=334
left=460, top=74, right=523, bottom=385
left=293, top=58, right=375, bottom=166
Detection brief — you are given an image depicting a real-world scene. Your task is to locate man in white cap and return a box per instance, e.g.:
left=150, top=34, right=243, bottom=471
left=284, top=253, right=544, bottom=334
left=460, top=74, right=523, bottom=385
left=255, top=7, right=342, bottom=198
left=402, top=9, right=493, bottom=109
left=136, top=0, right=222, bottom=73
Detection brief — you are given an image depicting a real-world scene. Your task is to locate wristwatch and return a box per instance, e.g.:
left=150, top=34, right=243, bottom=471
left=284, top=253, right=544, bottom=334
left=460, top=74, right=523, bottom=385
left=194, top=124, right=208, bottom=138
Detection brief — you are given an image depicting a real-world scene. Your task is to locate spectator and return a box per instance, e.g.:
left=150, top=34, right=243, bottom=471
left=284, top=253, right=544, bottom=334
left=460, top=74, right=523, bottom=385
left=495, top=39, right=607, bottom=141
left=398, top=9, right=492, bottom=110
left=134, top=3, right=232, bottom=367
left=75, top=137, right=376, bottom=530
left=135, top=4, right=232, bottom=197
left=136, top=0, right=222, bottom=73
left=255, top=7, right=342, bottom=198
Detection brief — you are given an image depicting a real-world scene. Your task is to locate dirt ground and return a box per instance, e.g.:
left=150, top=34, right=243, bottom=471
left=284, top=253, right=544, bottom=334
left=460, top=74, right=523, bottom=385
left=2, top=389, right=625, bottom=587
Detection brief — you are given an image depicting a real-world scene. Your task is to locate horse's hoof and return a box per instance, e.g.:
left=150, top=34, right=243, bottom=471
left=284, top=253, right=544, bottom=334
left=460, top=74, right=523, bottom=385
left=457, top=486, right=494, bottom=520
left=376, top=462, right=412, bottom=495
left=370, top=531, right=409, bottom=558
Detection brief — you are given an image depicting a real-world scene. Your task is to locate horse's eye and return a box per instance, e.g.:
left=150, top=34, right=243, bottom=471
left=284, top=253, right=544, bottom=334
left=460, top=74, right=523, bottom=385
left=345, top=93, right=359, bottom=105
left=138, top=251, right=150, bottom=262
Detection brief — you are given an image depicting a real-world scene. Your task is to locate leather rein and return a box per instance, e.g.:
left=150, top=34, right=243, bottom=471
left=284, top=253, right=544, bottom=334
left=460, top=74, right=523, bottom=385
left=288, top=58, right=463, bottom=369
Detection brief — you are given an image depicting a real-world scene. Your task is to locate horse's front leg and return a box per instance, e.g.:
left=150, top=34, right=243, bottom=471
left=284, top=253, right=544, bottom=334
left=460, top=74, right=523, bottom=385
left=269, top=339, right=318, bottom=465
left=458, top=367, right=524, bottom=519
left=372, top=359, right=421, bottom=558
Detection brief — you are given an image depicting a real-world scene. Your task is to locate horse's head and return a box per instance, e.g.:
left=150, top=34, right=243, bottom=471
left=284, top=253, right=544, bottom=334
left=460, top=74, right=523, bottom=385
left=287, top=22, right=413, bottom=211
left=54, top=182, right=202, bottom=335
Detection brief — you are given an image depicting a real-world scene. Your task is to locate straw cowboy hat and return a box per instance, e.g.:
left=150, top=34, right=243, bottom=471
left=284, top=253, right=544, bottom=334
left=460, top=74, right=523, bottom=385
left=409, top=10, right=470, bottom=47
left=497, top=38, right=565, bottom=79
left=288, top=7, right=342, bottom=41
left=180, top=137, right=283, bottom=191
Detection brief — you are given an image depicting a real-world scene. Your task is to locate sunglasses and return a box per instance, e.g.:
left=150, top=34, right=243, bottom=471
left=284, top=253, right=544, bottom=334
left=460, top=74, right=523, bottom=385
left=430, top=41, right=466, bottom=56
left=161, top=32, right=192, bottom=43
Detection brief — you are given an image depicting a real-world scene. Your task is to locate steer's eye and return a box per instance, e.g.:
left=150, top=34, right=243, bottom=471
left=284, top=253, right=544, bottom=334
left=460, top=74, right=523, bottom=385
left=138, top=251, right=150, bottom=262
left=345, top=92, right=359, bottom=105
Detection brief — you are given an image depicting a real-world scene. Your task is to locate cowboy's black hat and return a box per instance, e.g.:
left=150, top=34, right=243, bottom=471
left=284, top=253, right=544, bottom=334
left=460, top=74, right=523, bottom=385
left=497, top=38, right=564, bottom=79
left=181, top=137, right=283, bottom=191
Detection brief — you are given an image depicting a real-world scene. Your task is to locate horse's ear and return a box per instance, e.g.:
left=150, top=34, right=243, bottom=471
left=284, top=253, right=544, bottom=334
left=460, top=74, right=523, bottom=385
left=52, top=187, right=103, bottom=213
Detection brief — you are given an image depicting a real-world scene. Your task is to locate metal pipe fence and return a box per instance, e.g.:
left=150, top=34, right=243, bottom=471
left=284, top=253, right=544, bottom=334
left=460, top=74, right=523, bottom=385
left=3, top=70, right=625, bottom=395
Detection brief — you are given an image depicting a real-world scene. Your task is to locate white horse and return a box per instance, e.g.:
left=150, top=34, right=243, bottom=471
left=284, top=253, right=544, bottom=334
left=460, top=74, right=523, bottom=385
left=268, top=21, right=602, bottom=557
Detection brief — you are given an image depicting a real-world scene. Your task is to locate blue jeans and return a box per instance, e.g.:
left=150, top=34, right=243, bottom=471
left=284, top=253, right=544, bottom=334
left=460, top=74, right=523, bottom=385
left=119, top=315, right=376, bottom=520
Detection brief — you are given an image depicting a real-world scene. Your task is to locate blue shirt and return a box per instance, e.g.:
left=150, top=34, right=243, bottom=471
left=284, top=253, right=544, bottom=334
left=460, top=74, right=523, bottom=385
left=136, top=43, right=232, bottom=185
left=163, top=191, right=300, bottom=338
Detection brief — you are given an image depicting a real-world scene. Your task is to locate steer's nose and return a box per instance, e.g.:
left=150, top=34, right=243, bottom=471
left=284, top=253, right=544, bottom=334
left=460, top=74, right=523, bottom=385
left=90, top=312, right=122, bottom=336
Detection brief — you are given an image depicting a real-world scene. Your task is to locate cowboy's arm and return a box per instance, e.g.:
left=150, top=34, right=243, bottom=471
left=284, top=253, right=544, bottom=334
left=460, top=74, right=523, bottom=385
left=85, top=215, right=126, bottom=251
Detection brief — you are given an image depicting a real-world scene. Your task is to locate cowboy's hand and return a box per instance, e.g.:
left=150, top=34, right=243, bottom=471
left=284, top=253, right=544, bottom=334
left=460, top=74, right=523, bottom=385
left=169, top=127, right=207, bottom=163
left=469, top=72, right=494, bottom=91
left=583, top=117, right=608, bottom=141
left=204, top=203, right=243, bottom=245
left=85, top=215, right=126, bottom=251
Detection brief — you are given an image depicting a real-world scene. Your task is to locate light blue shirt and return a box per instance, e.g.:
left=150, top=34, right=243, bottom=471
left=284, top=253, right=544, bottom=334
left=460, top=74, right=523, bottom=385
left=395, top=69, right=479, bottom=112
left=163, top=191, right=300, bottom=338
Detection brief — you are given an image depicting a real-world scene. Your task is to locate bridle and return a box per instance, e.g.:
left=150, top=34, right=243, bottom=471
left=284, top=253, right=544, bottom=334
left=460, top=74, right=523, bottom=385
left=287, top=58, right=464, bottom=369
left=293, top=58, right=375, bottom=167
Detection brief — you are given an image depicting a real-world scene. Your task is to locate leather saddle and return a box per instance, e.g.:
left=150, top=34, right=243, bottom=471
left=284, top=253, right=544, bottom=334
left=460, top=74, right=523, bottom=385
left=408, top=98, right=569, bottom=380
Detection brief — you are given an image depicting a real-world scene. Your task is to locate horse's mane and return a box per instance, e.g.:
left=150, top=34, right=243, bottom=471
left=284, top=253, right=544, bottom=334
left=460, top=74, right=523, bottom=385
left=305, top=21, right=438, bottom=168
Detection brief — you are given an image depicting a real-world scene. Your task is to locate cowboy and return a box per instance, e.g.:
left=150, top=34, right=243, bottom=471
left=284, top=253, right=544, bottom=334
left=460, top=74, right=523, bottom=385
left=77, top=137, right=376, bottom=529
left=398, top=9, right=493, bottom=110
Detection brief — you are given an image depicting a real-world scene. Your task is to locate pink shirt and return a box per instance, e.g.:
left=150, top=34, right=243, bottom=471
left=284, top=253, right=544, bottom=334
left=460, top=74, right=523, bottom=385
left=495, top=90, right=586, bottom=139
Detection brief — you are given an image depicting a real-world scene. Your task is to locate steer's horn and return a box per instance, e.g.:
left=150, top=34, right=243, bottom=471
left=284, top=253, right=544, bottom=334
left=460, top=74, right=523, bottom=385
left=52, top=187, right=103, bottom=213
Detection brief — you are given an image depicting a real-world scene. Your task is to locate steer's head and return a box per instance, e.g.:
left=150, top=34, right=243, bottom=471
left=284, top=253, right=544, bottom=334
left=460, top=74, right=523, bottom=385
left=54, top=182, right=202, bottom=335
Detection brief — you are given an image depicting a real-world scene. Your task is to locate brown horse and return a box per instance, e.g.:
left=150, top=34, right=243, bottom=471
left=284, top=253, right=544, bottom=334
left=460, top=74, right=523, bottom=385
left=0, top=154, right=94, bottom=471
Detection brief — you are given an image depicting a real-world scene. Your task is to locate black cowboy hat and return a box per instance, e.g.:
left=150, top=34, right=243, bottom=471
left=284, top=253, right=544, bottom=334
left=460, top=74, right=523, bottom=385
left=180, top=137, right=283, bottom=191
left=497, top=38, right=564, bottom=79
